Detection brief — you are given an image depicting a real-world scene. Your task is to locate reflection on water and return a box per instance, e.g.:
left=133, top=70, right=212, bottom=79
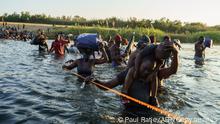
left=0, top=41, right=219, bottom=124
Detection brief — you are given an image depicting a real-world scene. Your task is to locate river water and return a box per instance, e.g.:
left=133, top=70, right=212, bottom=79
left=0, top=40, right=219, bottom=124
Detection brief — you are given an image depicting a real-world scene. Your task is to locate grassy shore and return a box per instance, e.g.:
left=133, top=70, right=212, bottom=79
left=0, top=21, right=70, bottom=31
left=1, top=21, right=220, bottom=43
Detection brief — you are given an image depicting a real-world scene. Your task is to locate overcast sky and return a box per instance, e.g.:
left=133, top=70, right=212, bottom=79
left=1, top=0, right=220, bottom=26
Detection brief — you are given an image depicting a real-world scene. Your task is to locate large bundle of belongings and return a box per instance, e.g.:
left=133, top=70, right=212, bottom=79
left=204, top=37, right=213, bottom=48
left=76, top=33, right=100, bottom=51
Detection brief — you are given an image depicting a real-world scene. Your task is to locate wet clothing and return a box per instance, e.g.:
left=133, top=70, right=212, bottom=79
left=125, top=79, right=150, bottom=107
left=194, top=42, right=205, bottom=65
left=39, top=42, right=48, bottom=53
left=194, top=55, right=204, bottom=61
left=194, top=55, right=205, bottom=65
left=77, top=59, right=93, bottom=77
left=122, top=79, right=151, bottom=117
left=51, top=39, right=69, bottom=56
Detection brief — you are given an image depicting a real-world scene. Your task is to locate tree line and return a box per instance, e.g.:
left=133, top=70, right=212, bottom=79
left=1, top=11, right=220, bottom=34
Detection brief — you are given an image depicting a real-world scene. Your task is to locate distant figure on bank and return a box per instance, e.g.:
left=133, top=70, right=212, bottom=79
left=23, top=24, right=25, bottom=29
left=17, top=25, right=20, bottom=30
left=194, top=36, right=206, bottom=65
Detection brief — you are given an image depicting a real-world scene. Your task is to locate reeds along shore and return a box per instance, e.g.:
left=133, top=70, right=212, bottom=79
left=1, top=21, right=220, bottom=43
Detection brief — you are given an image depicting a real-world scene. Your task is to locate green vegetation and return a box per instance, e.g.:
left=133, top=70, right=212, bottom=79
left=48, top=26, right=220, bottom=43
left=48, top=26, right=165, bottom=41
left=1, top=12, right=220, bottom=43
left=170, top=31, right=220, bottom=43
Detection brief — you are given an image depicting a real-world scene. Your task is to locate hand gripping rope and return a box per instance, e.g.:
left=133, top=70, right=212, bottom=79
left=72, top=72, right=192, bottom=124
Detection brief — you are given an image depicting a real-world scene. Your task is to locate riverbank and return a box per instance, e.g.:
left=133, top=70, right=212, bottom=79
left=1, top=21, right=220, bottom=43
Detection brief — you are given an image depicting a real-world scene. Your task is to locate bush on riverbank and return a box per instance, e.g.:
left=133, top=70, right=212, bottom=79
left=47, top=26, right=165, bottom=41
left=45, top=26, right=220, bottom=44
left=170, top=31, right=220, bottom=43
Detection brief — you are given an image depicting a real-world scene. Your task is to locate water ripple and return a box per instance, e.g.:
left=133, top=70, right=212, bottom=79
left=0, top=41, right=219, bottom=123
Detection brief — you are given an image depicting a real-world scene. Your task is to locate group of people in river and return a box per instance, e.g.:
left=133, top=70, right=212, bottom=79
left=29, top=29, right=210, bottom=118
left=31, top=30, right=74, bottom=55
left=0, top=23, right=33, bottom=41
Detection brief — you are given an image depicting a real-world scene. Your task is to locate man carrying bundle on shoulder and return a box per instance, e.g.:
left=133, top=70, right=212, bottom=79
left=194, top=36, right=213, bottom=65
left=84, top=37, right=179, bottom=118
left=62, top=33, right=109, bottom=81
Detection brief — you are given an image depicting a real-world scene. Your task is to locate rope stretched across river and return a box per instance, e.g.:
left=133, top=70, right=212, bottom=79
left=71, top=72, right=192, bottom=124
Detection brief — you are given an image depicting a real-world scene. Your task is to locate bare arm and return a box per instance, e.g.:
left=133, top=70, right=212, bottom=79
left=62, top=60, right=78, bottom=70
left=127, top=50, right=138, bottom=68
left=201, top=44, right=206, bottom=51
left=92, top=77, right=122, bottom=90
left=121, top=67, right=135, bottom=93
left=46, top=42, right=49, bottom=52
left=158, top=45, right=179, bottom=79
left=49, top=47, right=54, bottom=53
left=49, top=42, right=54, bottom=53
left=94, top=46, right=109, bottom=64
left=62, top=39, right=70, bottom=44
